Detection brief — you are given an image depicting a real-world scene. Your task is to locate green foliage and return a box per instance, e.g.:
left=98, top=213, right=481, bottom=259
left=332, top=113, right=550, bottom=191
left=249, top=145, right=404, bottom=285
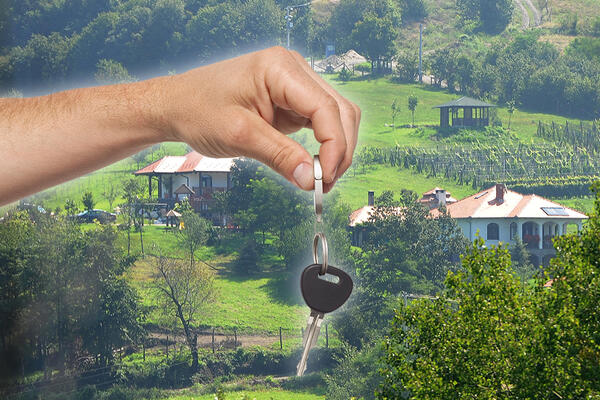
left=355, top=62, right=371, bottom=76
left=337, top=67, right=352, bottom=82
left=234, top=238, right=260, bottom=275
left=457, top=0, right=513, bottom=32
left=354, top=199, right=469, bottom=299
left=178, top=211, right=211, bottom=267
left=0, top=211, right=144, bottom=376
left=95, top=59, right=135, bottom=84
left=82, top=191, right=95, bottom=211
left=379, top=195, right=600, bottom=398
left=354, top=143, right=600, bottom=196
left=325, top=343, right=384, bottom=400
left=407, top=94, right=418, bottom=126
left=567, top=36, right=600, bottom=62
left=390, top=97, right=400, bottom=128
left=393, top=50, right=418, bottom=83
left=398, top=0, right=427, bottom=22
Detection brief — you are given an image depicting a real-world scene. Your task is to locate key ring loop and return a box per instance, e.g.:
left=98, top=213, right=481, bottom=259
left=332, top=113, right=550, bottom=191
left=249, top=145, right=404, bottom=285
left=313, top=155, right=323, bottom=223
left=312, top=232, right=328, bottom=275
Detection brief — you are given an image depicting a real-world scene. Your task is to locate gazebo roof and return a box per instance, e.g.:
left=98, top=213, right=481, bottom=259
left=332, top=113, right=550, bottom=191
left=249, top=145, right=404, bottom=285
left=433, top=96, right=497, bottom=109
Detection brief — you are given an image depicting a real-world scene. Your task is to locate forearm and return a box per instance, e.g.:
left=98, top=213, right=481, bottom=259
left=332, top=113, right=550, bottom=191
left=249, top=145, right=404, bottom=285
left=0, top=78, right=169, bottom=205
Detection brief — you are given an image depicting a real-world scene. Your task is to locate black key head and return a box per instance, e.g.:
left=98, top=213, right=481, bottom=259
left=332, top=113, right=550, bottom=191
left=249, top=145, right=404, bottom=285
left=300, top=264, right=353, bottom=314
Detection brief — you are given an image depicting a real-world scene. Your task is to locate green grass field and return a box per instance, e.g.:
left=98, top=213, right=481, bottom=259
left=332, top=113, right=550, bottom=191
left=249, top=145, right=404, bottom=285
left=165, top=389, right=324, bottom=400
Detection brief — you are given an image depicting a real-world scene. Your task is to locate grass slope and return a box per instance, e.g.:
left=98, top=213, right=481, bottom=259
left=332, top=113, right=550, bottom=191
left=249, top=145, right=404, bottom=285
left=165, top=389, right=324, bottom=400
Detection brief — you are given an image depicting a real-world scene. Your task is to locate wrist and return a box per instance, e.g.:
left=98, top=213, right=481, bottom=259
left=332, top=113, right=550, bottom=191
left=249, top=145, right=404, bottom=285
left=127, top=76, right=177, bottom=144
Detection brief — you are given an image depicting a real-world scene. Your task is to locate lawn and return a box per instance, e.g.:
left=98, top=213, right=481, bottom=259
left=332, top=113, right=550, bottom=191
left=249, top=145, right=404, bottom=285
left=165, top=389, right=324, bottom=400
left=127, top=250, right=307, bottom=335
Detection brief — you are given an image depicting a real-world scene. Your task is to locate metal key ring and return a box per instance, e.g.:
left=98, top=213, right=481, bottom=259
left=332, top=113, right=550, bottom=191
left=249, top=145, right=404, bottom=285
left=313, top=155, right=323, bottom=223
left=312, top=232, right=328, bottom=275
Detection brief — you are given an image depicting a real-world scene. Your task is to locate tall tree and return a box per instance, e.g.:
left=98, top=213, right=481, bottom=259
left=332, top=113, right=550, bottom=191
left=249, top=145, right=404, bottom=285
left=408, top=94, right=418, bottom=127
left=153, top=256, right=216, bottom=369
left=82, top=191, right=95, bottom=211
left=177, top=211, right=210, bottom=267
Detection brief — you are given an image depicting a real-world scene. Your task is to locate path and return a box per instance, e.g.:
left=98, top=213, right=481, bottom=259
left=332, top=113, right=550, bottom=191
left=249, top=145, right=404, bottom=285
left=523, top=0, right=542, bottom=26
left=514, top=0, right=542, bottom=29
left=514, top=0, right=530, bottom=28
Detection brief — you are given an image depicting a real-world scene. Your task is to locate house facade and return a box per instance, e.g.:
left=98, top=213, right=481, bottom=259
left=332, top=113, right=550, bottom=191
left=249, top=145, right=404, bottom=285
left=349, top=185, right=588, bottom=266
left=432, top=184, right=587, bottom=266
left=134, top=151, right=237, bottom=223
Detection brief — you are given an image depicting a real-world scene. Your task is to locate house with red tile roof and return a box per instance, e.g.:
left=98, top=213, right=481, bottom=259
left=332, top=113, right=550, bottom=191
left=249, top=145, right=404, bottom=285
left=349, top=185, right=588, bottom=265
left=431, top=184, right=588, bottom=266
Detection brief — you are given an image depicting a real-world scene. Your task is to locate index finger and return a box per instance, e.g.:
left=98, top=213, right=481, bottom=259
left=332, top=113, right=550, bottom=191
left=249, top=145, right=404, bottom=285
left=261, top=47, right=347, bottom=184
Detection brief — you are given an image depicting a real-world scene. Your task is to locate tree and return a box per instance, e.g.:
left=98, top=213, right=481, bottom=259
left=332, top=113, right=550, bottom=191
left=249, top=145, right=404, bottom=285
left=379, top=184, right=600, bottom=398
left=379, top=238, right=532, bottom=399
left=177, top=211, right=210, bottom=267
left=103, top=183, right=118, bottom=212
left=153, top=255, right=216, bottom=369
left=351, top=11, right=399, bottom=74
left=121, top=177, right=144, bottom=256
left=94, top=59, right=135, bottom=84
left=507, top=100, right=516, bottom=130
left=355, top=62, right=371, bottom=77
left=408, top=94, right=418, bottom=127
left=457, top=0, right=513, bottom=33
left=399, top=0, right=427, bottom=21
left=390, top=98, right=400, bottom=129
left=394, top=50, right=419, bottom=82
left=82, top=191, right=95, bottom=211
left=65, top=198, right=78, bottom=215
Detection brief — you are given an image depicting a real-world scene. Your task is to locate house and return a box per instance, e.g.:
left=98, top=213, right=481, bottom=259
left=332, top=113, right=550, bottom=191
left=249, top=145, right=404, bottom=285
left=134, top=151, right=237, bottom=223
left=418, top=188, right=458, bottom=209
left=349, top=191, right=404, bottom=246
left=349, top=185, right=588, bottom=266
left=431, top=184, right=588, bottom=266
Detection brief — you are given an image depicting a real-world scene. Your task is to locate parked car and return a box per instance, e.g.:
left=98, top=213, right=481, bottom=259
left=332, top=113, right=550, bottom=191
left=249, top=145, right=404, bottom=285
left=70, top=209, right=116, bottom=224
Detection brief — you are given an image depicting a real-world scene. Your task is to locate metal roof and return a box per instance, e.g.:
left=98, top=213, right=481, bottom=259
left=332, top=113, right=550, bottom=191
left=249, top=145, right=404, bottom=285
left=135, top=152, right=237, bottom=175
left=433, top=96, right=497, bottom=109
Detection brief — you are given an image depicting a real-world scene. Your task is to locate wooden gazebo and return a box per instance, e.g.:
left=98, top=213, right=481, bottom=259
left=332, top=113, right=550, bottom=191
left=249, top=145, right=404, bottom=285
left=433, top=97, right=497, bottom=128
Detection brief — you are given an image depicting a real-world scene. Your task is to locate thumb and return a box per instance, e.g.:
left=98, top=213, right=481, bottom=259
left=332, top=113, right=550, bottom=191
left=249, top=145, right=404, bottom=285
left=240, top=113, right=314, bottom=190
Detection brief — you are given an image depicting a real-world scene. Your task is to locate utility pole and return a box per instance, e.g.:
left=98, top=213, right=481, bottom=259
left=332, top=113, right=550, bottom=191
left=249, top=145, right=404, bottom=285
left=285, top=2, right=312, bottom=50
left=419, top=23, right=424, bottom=83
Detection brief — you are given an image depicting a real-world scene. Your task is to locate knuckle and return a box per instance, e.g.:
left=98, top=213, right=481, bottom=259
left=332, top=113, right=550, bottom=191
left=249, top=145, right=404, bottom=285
left=227, top=115, right=251, bottom=145
left=269, top=144, right=294, bottom=171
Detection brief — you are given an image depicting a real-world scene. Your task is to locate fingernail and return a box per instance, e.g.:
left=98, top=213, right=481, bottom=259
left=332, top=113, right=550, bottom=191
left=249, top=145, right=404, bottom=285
left=293, top=162, right=313, bottom=189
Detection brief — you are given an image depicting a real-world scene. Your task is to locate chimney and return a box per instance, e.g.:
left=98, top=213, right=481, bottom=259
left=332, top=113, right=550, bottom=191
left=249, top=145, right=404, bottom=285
left=368, top=191, right=375, bottom=206
left=435, top=189, right=447, bottom=207
left=496, top=183, right=506, bottom=203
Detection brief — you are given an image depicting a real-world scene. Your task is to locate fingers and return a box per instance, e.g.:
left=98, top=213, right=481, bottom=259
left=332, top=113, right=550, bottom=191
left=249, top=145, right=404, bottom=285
left=287, top=51, right=360, bottom=192
left=238, top=112, right=314, bottom=190
left=262, top=47, right=349, bottom=185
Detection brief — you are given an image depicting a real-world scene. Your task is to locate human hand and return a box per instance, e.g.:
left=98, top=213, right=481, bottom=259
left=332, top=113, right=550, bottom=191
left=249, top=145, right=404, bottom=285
left=150, top=46, right=360, bottom=191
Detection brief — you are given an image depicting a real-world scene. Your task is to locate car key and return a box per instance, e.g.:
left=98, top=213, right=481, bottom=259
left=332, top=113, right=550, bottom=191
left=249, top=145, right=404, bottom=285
left=296, top=259, right=353, bottom=376
left=296, top=156, right=354, bottom=376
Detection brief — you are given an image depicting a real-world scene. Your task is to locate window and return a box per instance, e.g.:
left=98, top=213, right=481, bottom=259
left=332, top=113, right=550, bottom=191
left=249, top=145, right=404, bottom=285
left=510, top=222, right=517, bottom=240
left=202, top=175, right=212, bottom=188
left=487, top=223, right=499, bottom=240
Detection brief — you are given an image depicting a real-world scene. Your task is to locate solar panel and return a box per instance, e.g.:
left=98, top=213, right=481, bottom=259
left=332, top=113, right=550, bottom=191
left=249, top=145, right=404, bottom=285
left=541, top=207, right=569, bottom=216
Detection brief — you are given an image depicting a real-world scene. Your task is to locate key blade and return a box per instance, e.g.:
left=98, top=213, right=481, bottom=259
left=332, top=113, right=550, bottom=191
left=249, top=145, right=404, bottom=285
left=297, top=312, right=323, bottom=376
left=308, top=316, right=323, bottom=349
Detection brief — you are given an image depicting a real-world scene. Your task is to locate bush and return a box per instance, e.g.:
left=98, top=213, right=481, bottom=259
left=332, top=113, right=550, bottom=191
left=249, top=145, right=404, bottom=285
left=338, top=67, right=352, bottom=82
